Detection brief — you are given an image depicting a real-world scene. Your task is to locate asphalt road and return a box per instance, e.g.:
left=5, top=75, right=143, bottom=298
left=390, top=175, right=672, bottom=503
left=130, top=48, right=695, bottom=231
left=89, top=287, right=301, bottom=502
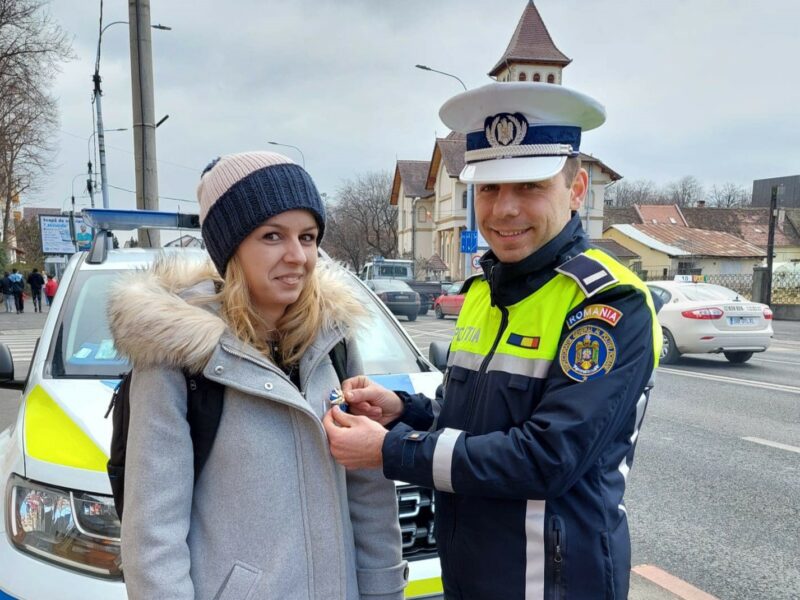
left=1, top=310, right=799, bottom=598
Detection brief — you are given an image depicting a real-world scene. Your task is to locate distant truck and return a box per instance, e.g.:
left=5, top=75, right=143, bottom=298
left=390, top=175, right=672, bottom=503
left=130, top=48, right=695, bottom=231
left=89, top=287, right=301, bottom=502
left=359, top=258, right=443, bottom=315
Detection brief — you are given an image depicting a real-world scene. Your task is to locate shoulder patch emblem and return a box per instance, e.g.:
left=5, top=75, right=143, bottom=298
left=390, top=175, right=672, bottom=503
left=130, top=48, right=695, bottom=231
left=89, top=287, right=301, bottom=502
left=559, top=325, right=617, bottom=382
left=566, top=304, right=623, bottom=329
left=556, top=254, right=618, bottom=297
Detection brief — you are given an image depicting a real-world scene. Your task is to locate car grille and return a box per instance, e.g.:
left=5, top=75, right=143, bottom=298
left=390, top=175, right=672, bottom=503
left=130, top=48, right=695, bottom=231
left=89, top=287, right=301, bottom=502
left=396, top=484, right=437, bottom=560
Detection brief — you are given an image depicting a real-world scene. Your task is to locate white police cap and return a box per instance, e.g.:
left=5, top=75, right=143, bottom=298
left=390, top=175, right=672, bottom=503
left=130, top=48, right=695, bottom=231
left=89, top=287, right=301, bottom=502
left=438, top=82, right=606, bottom=184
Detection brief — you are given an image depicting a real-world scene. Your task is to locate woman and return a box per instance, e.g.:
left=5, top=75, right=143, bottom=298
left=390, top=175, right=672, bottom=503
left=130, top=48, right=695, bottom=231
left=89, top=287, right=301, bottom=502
left=44, top=273, right=58, bottom=307
left=108, top=151, right=406, bottom=600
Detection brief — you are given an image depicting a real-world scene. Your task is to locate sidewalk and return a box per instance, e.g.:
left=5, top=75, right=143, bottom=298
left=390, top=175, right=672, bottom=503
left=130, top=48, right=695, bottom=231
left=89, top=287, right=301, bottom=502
left=0, top=303, right=50, bottom=332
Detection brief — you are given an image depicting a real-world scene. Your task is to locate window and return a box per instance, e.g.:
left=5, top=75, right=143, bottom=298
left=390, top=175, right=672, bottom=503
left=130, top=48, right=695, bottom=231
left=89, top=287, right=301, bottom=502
left=518, top=72, right=527, bottom=81
left=547, top=73, right=555, bottom=83
left=533, top=73, right=541, bottom=82
left=677, top=261, right=701, bottom=275
left=417, top=206, right=427, bottom=223
left=462, top=190, right=468, bottom=209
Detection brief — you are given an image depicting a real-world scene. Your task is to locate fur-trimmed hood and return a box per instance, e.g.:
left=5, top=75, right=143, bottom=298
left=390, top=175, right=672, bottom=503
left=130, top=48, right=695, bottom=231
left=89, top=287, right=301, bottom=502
left=107, top=255, right=364, bottom=373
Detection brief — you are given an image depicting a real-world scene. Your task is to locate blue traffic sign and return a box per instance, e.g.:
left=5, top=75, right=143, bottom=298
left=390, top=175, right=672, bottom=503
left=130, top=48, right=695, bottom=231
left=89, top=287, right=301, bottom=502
left=461, top=230, right=478, bottom=253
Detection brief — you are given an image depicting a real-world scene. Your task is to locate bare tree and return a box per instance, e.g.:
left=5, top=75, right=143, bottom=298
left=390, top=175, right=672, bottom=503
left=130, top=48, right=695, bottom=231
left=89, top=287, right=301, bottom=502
left=605, top=179, right=660, bottom=207
left=324, top=171, right=397, bottom=270
left=13, top=213, right=44, bottom=267
left=663, top=175, right=704, bottom=207
left=0, top=0, right=73, bottom=243
left=708, top=182, right=749, bottom=208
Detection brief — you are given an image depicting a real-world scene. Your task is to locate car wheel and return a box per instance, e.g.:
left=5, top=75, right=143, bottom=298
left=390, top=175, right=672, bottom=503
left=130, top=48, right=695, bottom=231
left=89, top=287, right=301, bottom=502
left=723, top=351, right=753, bottom=364
left=434, top=305, right=444, bottom=319
left=418, top=305, right=428, bottom=316
left=660, top=328, right=680, bottom=364
left=407, top=312, right=418, bottom=322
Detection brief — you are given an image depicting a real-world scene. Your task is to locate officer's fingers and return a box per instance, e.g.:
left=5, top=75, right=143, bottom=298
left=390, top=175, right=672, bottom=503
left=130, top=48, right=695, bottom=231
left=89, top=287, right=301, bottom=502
left=347, top=400, right=381, bottom=419
left=329, top=405, right=359, bottom=427
left=342, top=375, right=370, bottom=394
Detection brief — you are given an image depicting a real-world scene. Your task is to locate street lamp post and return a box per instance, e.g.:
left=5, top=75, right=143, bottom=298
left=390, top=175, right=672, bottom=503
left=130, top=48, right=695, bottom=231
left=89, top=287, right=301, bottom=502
left=415, top=64, right=469, bottom=279
left=267, top=141, right=306, bottom=169
left=87, top=127, right=126, bottom=208
left=93, top=18, right=169, bottom=209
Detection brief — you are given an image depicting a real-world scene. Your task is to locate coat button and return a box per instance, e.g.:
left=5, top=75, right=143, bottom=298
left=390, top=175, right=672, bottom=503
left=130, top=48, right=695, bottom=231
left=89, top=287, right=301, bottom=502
left=214, top=365, right=224, bottom=374
left=264, top=382, right=273, bottom=390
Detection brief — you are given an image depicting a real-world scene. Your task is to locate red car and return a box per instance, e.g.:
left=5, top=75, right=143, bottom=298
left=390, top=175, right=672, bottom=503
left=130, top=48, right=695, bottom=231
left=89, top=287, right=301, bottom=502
left=434, top=281, right=465, bottom=319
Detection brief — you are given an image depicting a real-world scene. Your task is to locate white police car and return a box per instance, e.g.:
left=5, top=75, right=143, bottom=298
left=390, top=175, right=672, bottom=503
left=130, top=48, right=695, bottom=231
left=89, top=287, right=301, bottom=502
left=0, top=209, right=444, bottom=599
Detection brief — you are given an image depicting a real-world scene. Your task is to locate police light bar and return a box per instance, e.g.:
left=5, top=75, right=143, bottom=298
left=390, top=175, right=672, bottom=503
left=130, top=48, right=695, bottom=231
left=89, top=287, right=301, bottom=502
left=81, top=208, right=200, bottom=231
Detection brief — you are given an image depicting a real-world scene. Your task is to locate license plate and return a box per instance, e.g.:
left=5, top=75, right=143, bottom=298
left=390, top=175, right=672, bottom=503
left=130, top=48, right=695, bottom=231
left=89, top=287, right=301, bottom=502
left=727, top=316, right=755, bottom=326
left=394, top=295, right=409, bottom=300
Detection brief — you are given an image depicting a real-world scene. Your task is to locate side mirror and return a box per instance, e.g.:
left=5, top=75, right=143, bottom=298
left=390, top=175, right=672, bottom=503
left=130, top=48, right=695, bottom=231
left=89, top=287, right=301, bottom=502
left=428, top=341, right=449, bottom=372
left=0, top=343, right=25, bottom=390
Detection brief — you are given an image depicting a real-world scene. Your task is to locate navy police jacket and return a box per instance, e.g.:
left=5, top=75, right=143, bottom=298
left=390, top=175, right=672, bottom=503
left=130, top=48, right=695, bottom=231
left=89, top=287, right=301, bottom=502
left=382, top=216, right=661, bottom=600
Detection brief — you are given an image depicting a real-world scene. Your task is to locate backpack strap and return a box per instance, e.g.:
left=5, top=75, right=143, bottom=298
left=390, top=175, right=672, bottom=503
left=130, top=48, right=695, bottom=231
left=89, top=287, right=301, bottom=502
left=329, top=340, right=348, bottom=384
left=184, top=371, right=225, bottom=482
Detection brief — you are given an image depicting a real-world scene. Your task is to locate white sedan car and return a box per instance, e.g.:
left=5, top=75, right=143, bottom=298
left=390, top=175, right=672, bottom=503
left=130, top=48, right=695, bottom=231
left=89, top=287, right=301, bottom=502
left=646, top=280, right=773, bottom=364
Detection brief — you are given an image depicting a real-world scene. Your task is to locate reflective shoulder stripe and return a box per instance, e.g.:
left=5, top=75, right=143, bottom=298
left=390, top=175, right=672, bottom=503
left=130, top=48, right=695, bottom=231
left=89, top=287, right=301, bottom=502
left=432, top=428, right=463, bottom=493
left=555, top=253, right=617, bottom=297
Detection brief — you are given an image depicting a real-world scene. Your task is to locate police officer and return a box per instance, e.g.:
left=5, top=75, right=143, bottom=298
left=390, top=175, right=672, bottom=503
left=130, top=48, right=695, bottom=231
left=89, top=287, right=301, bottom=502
left=323, top=82, right=662, bottom=599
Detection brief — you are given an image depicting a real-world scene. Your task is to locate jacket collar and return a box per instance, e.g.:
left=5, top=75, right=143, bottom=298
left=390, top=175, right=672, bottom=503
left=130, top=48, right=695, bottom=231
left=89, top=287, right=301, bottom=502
left=479, top=213, right=590, bottom=307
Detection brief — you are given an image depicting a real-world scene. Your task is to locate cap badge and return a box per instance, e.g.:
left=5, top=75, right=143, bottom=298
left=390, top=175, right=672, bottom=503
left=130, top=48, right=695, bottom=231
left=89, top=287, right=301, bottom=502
left=485, top=112, right=527, bottom=147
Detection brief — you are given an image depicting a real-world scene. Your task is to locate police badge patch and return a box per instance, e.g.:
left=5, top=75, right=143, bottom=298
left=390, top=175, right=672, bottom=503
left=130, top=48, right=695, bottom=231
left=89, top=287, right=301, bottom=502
left=559, top=324, right=617, bottom=382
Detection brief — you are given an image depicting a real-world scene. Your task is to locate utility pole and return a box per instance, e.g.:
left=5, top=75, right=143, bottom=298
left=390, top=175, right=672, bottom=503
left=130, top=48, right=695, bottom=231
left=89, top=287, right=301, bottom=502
left=128, top=0, right=160, bottom=247
left=765, top=185, right=782, bottom=306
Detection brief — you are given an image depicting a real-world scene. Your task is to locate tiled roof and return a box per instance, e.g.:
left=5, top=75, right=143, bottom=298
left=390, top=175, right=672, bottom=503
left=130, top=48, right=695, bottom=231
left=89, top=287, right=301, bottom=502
left=591, top=238, right=640, bottom=260
left=579, top=152, right=622, bottom=181
left=390, top=160, right=434, bottom=205
left=425, top=254, right=449, bottom=271
left=22, top=207, right=61, bottom=220
left=635, top=204, right=687, bottom=226
left=682, top=207, right=800, bottom=248
left=603, top=207, right=639, bottom=231
left=632, top=223, right=766, bottom=258
left=426, top=133, right=466, bottom=188
left=488, top=0, right=571, bottom=76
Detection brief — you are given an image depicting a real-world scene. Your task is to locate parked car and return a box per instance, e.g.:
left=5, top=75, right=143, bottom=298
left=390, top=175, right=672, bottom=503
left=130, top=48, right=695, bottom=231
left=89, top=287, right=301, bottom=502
left=364, top=278, right=421, bottom=321
left=433, top=281, right=465, bottom=319
left=0, top=209, right=443, bottom=600
left=646, top=280, right=773, bottom=364
left=359, top=259, right=442, bottom=315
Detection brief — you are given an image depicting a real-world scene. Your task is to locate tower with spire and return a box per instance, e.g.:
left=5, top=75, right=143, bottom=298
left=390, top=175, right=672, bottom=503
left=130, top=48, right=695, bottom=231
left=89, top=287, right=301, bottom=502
left=489, top=0, right=571, bottom=84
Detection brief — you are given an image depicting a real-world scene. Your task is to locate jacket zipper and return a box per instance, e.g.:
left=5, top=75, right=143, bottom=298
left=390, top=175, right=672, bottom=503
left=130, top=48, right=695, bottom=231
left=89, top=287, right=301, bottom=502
left=463, top=306, right=509, bottom=432
left=550, top=515, right=565, bottom=600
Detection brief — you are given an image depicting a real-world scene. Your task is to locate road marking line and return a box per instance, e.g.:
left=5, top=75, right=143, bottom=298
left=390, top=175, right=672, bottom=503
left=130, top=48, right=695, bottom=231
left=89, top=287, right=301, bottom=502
left=742, top=437, right=800, bottom=454
left=657, top=367, right=800, bottom=395
left=633, top=565, right=719, bottom=600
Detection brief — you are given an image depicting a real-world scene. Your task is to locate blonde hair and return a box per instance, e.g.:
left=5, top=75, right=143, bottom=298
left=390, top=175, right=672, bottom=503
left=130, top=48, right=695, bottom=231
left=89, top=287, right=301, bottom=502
left=217, top=254, right=323, bottom=366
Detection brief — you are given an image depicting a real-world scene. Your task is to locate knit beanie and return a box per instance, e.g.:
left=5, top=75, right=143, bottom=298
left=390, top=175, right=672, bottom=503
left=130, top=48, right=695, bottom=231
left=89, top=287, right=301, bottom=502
left=196, top=151, right=326, bottom=275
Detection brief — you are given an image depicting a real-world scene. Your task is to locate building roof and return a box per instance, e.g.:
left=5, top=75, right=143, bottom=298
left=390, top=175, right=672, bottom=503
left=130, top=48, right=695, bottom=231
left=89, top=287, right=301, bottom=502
left=425, top=254, right=449, bottom=272
left=426, top=132, right=466, bottom=188
left=610, top=223, right=765, bottom=258
left=591, top=238, right=640, bottom=260
left=681, top=207, right=800, bottom=249
left=390, top=160, right=434, bottom=205
left=22, top=207, right=61, bottom=220
left=606, top=205, right=800, bottom=249
left=488, top=0, right=571, bottom=77
left=579, top=152, right=622, bottom=181
left=635, top=204, right=687, bottom=226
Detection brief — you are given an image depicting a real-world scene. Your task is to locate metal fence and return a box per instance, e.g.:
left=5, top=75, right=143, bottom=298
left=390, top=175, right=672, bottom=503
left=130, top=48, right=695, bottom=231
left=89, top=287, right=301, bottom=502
left=633, top=270, right=800, bottom=305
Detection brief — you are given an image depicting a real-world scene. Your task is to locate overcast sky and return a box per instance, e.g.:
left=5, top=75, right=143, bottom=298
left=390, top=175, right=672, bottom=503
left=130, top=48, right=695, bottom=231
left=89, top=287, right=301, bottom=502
left=26, top=0, right=800, bottom=215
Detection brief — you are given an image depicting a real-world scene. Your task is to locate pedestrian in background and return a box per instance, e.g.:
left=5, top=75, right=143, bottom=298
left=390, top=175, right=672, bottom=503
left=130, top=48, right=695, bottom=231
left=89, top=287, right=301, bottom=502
left=8, top=269, right=24, bottom=314
left=108, top=151, right=407, bottom=600
left=44, top=273, right=58, bottom=307
left=325, top=83, right=661, bottom=599
left=1, top=272, right=14, bottom=312
left=27, top=268, right=45, bottom=313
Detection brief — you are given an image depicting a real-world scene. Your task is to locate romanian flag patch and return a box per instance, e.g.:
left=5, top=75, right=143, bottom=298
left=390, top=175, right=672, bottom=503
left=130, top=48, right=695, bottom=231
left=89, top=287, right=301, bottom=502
left=507, top=333, right=540, bottom=349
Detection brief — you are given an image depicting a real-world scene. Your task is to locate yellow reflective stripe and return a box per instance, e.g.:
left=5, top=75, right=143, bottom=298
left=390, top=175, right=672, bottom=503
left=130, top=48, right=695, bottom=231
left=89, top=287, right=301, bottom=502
left=24, top=385, right=108, bottom=472
left=405, top=576, right=444, bottom=597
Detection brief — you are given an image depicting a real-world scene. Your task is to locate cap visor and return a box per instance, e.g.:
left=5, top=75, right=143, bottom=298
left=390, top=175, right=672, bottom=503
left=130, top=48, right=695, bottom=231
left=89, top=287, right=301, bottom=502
left=459, top=156, right=567, bottom=184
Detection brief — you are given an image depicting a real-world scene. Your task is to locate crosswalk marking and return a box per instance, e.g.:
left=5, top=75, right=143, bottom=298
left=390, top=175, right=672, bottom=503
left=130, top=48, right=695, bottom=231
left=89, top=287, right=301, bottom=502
left=0, top=329, right=41, bottom=363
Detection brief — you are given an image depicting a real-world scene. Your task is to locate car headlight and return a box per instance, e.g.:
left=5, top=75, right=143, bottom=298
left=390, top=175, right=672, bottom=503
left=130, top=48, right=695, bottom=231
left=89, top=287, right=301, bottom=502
left=5, top=473, right=122, bottom=579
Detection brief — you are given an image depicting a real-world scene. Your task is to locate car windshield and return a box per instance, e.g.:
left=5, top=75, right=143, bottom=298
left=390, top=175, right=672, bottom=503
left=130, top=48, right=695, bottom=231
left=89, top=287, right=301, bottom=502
left=677, top=283, right=740, bottom=302
left=371, top=279, right=414, bottom=293
left=46, top=267, right=427, bottom=379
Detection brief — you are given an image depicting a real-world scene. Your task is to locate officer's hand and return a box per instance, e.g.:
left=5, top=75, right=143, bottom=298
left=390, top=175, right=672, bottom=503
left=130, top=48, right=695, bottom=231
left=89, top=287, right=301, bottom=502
left=341, top=376, right=404, bottom=426
left=323, top=407, right=386, bottom=469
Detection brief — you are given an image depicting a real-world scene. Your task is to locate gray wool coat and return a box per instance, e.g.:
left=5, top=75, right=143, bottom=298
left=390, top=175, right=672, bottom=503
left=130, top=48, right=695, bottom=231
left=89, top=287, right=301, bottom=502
left=108, top=258, right=407, bottom=600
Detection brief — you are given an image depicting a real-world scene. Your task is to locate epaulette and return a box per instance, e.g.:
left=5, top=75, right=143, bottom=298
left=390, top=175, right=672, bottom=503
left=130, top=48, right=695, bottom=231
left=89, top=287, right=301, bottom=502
left=555, top=253, right=618, bottom=298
